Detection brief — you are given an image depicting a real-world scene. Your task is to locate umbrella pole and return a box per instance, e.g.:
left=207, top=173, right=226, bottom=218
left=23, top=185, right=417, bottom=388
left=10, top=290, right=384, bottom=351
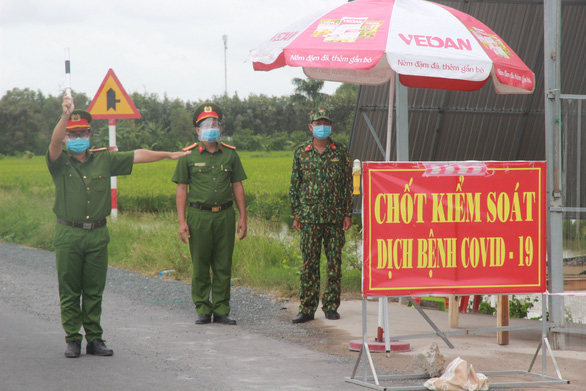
left=385, top=71, right=396, bottom=162
left=396, top=79, right=410, bottom=162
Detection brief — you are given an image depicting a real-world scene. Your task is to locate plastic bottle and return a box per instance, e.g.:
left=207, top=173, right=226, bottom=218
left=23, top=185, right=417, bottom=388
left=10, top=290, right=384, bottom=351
left=159, top=270, right=175, bottom=275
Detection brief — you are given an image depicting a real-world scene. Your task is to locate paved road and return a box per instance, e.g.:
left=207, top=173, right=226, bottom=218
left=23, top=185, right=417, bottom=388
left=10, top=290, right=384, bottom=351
left=0, top=242, right=358, bottom=391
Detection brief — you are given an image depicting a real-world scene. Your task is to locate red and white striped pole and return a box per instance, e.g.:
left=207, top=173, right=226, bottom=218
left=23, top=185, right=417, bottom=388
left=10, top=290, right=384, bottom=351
left=109, top=119, right=118, bottom=220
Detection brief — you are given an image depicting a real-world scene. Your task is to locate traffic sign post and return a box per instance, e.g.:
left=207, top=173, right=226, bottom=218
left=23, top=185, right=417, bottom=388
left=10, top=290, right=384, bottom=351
left=108, top=118, right=119, bottom=219
left=88, top=69, right=141, bottom=220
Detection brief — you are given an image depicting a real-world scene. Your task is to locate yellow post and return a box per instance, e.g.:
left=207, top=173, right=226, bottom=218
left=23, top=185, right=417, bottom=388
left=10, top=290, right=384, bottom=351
left=353, top=159, right=361, bottom=195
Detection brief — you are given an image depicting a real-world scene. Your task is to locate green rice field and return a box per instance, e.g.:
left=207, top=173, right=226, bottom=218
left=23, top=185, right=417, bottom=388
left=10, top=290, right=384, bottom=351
left=0, top=151, right=361, bottom=297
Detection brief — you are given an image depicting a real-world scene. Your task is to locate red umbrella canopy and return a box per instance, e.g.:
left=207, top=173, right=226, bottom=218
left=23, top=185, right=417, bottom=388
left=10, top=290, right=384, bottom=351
left=249, top=0, right=534, bottom=94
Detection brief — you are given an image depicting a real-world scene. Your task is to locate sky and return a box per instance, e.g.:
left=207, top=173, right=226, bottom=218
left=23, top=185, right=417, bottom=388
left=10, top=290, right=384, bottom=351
left=0, top=0, right=344, bottom=103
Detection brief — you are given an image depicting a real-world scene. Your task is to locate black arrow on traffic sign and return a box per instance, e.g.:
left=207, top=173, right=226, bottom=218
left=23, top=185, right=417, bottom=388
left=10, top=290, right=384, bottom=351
left=107, top=88, right=121, bottom=111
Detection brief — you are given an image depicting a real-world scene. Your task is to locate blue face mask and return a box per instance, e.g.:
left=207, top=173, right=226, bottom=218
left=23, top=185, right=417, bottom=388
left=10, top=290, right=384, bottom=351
left=66, top=138, right=90, bottom=154
left=313, top=125, right=331, bottom=140
left=200, top=128, right=220, bottom=142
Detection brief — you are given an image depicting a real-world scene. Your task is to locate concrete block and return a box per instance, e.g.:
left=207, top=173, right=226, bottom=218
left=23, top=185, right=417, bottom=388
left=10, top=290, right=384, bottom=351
left=411, top=342, right=446, bottom=377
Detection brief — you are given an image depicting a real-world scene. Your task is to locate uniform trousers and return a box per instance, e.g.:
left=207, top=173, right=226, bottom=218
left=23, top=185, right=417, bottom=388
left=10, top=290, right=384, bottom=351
left=187, top=206, right=235, bottom=316
left=299, top=221, right=345, bottom=315
left=54, top=223, right=109, bottom=343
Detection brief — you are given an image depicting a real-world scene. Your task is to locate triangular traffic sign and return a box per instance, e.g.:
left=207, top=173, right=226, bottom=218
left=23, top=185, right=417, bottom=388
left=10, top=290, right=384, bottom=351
left=87, top=69, right=141, bottom=119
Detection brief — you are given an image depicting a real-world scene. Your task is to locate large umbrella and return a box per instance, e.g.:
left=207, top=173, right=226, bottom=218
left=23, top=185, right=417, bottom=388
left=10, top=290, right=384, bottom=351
left=249, top=0, right=534, bottom=94
left=249, top=0, right=537, bottom=357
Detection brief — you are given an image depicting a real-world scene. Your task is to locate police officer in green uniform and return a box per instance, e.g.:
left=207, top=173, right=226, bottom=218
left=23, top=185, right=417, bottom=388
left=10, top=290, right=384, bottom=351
left=289, top=108, right=353, bottom=324
left=173, top=102, right=247, bottom=326
left=48, top=94, right=190, bottom=358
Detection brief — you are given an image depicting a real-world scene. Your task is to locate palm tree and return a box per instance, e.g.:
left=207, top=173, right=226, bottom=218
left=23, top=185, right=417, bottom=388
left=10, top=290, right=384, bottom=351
left=291, top=78, right=326, bottom=103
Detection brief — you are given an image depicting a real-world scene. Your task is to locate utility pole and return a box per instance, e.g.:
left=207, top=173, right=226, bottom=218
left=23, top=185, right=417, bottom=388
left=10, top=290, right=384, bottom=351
left=222, top=35, right=228, bottom=96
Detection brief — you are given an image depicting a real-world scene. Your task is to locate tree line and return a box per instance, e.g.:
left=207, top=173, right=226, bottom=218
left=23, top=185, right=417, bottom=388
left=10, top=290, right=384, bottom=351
left=0, top=79, right=358, bottom=157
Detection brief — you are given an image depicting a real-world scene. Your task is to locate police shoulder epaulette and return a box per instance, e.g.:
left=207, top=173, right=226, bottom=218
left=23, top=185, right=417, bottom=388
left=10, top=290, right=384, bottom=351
left=221, top=142, right=236, bottom=150
left=91, top=147, right=108, bottom=152
left=183, top=143, right=198, bottom=151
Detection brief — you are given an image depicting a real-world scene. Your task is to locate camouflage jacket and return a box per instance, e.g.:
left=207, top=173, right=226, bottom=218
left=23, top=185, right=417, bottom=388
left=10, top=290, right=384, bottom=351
left=289, top=139, right=353, bottom=224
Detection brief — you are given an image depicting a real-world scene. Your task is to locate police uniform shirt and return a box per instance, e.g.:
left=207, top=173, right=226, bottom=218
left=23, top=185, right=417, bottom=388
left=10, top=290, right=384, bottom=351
left=172, top=143, right=247, bottom=206
left=46, top=149, right=134, bottom=222
left=289, top=139, right=353, bottom=224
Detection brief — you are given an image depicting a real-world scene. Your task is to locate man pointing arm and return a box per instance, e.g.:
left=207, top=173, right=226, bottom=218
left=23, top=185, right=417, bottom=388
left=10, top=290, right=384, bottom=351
left=48, top=93, right=189, bottom=359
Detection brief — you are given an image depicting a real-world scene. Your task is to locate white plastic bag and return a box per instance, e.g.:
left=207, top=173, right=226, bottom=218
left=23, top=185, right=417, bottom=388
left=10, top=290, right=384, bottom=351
left=424, top=357, right=489, bottom=391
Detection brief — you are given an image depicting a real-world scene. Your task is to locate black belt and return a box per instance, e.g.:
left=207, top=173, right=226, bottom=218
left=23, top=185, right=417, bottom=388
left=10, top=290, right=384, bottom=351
left=189, top=201, right=233, bottom=212
left=57, top=218, right=107, bottom=230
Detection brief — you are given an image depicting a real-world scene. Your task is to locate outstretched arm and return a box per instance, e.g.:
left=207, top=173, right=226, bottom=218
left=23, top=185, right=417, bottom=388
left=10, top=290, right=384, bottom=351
left=133, top=149, right=191, bottom=164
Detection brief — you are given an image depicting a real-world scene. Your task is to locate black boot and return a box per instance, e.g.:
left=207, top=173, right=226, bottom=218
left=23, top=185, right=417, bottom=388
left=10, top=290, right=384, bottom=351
left=213, top=314, right=237, bottom=325
left=86, top=339, right=113, bottom=356
left=325, top=309, right=341, bottom=320
left=64, top=341, right=81, bottom=358
left=292, top=312, right=314, bottom=324
left=195, top=314, right=212, bottom=324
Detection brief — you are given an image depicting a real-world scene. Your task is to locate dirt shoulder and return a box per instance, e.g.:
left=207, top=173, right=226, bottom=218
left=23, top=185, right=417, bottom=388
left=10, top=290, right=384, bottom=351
left=279, top=297, right=586, bottom=390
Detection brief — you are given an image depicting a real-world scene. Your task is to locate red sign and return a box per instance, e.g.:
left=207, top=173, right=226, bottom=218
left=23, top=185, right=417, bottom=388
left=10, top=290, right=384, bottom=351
left=362, top=161, right=547, bottom=297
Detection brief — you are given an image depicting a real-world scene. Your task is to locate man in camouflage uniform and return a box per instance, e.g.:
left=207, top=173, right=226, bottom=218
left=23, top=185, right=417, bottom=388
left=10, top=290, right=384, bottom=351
left=289, top=108, right=353, bottom=324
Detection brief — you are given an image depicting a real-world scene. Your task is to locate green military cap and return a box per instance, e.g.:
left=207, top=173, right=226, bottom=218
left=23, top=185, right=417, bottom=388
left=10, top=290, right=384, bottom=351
left=193, top=102, right=223, bottom=127
left=309, top=107, right=332, bottom=122
left=66, top=109, right=92, bottom=131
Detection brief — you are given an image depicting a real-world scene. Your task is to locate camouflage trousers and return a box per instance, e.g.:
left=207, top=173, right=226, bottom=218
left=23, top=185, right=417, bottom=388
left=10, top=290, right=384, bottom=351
left=298, top=221, right=345, bottom=315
